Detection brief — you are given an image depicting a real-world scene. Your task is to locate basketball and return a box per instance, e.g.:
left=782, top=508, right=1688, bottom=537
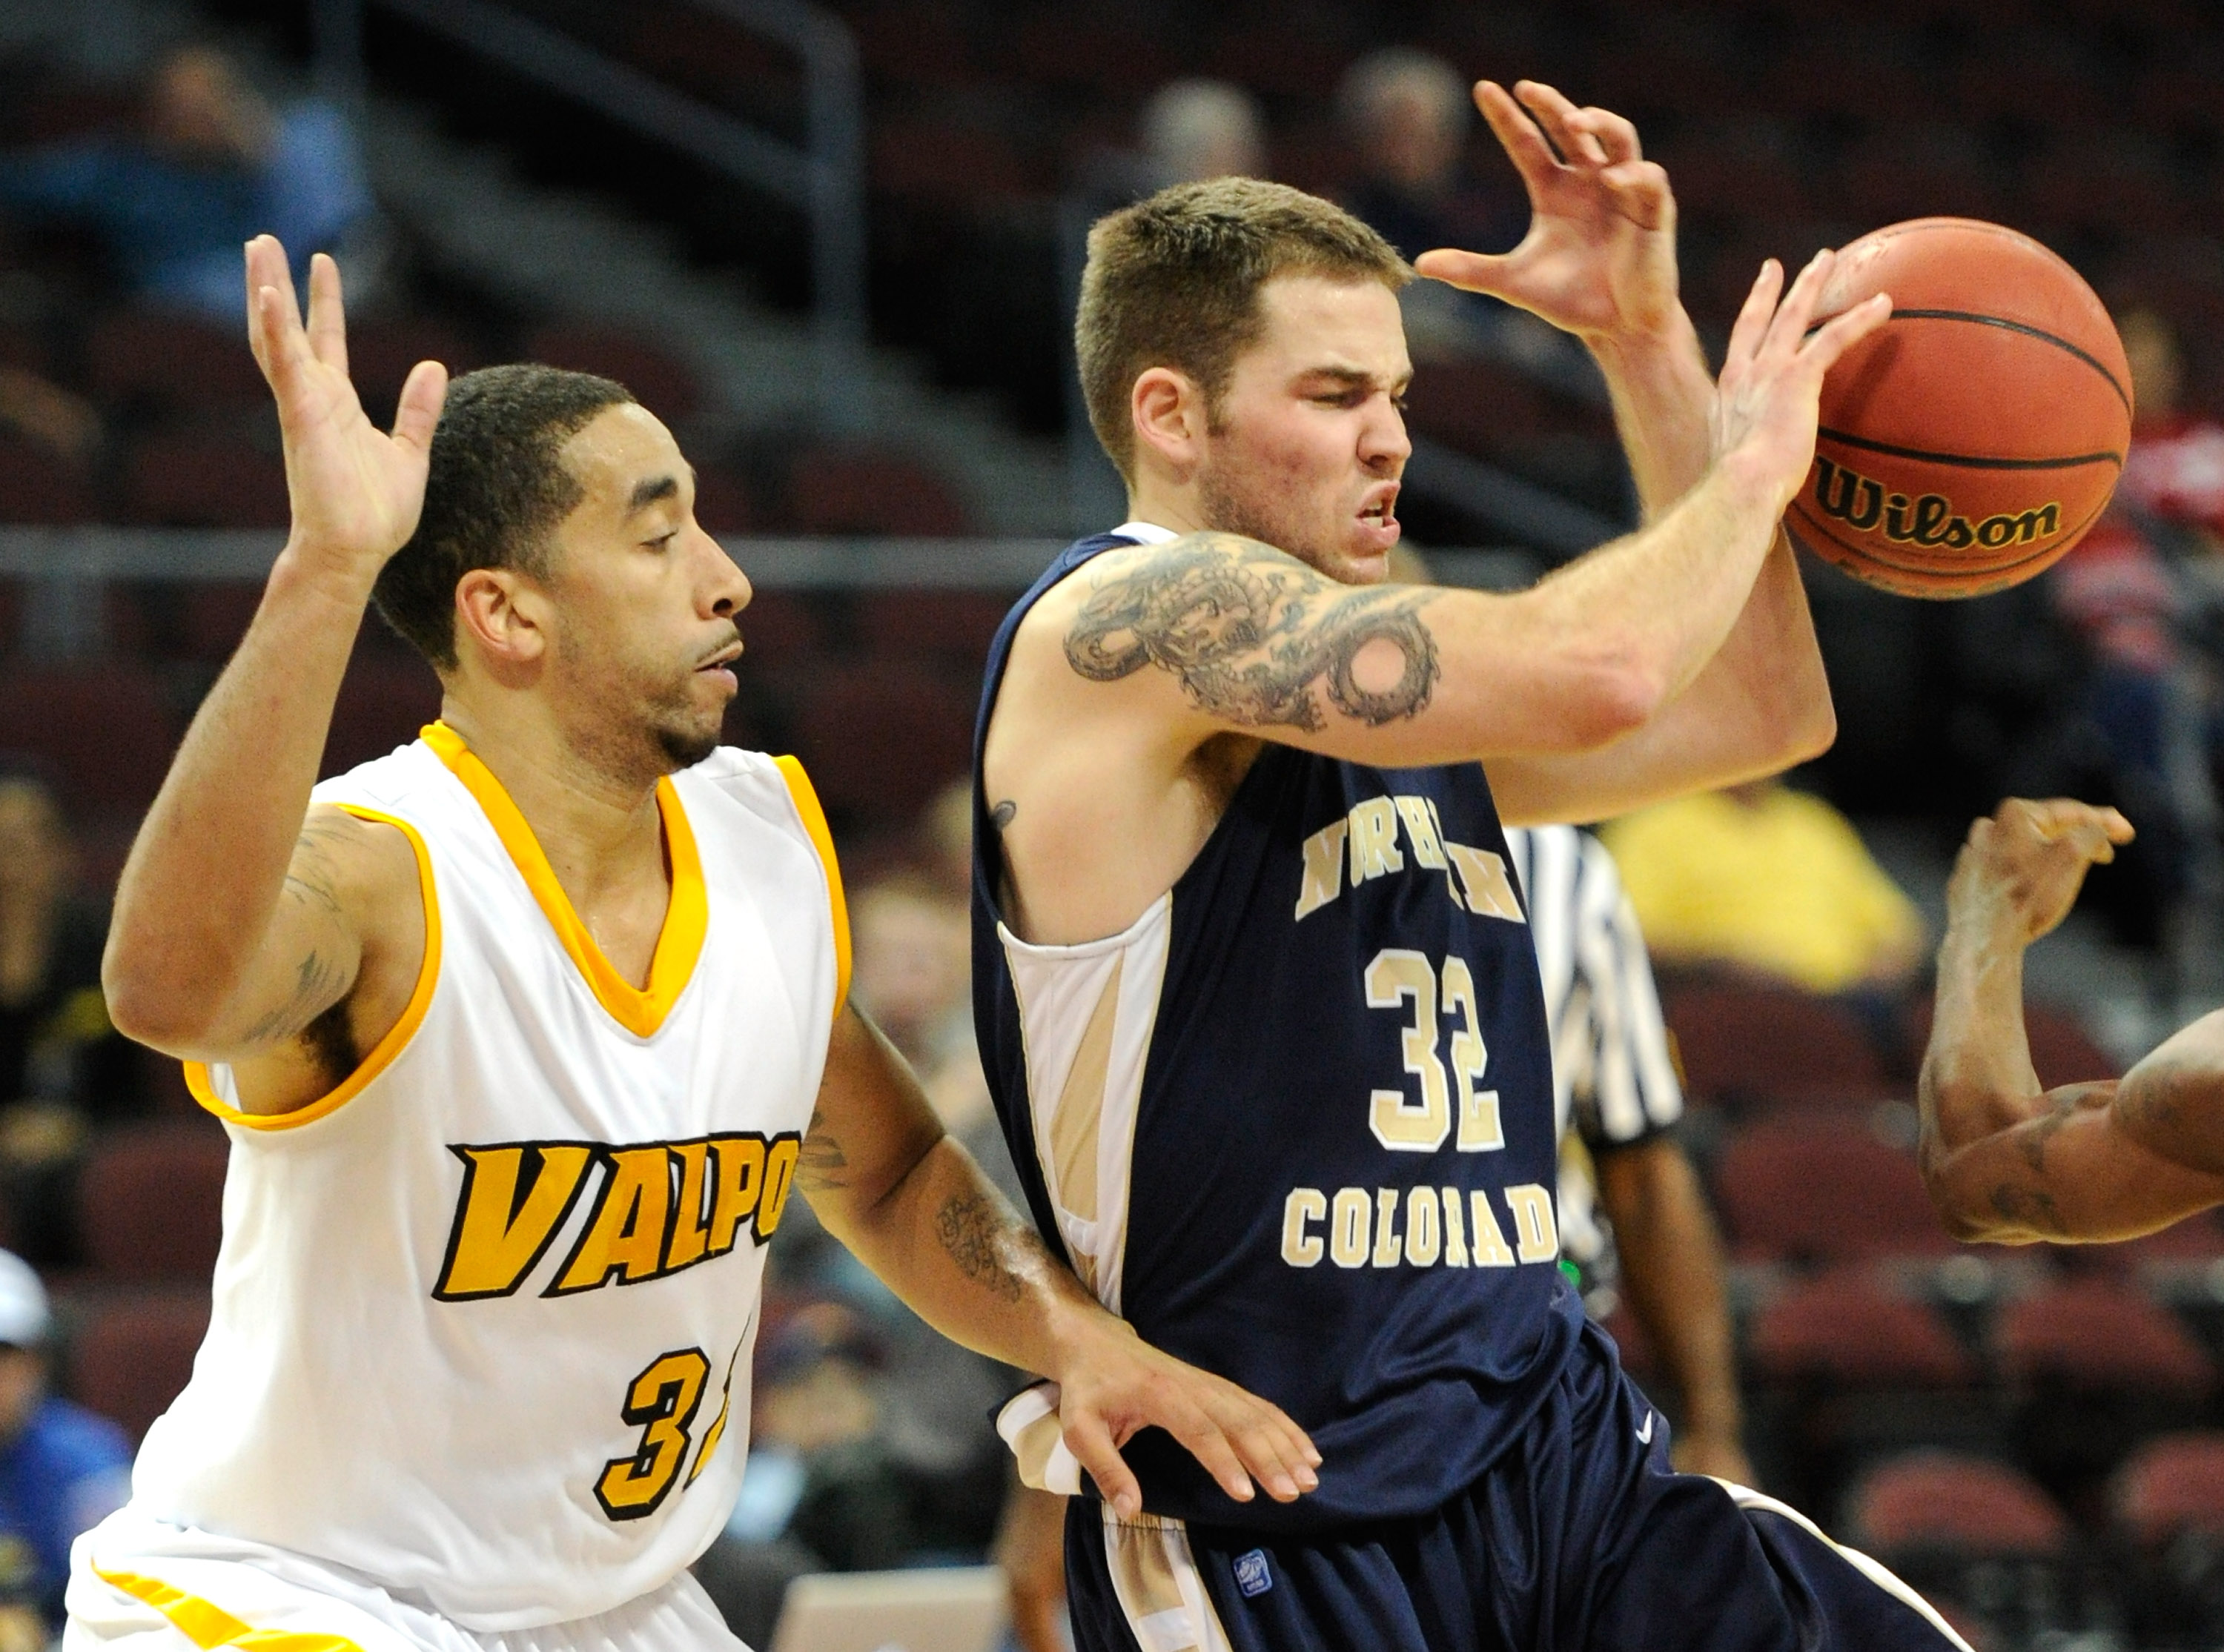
left=1787, top=217, right=2132, bottom=600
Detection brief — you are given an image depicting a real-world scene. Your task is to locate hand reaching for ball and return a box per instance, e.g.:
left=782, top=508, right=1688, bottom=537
left=1711, top=250, right=1892, bottom=517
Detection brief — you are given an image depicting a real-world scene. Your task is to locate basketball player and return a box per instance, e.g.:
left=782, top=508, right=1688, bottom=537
left=1921, top=796, right=2224, bottom=1238
left=973, top=81, right=1965, bottom=1649
left=65, top=236, right=1320, bottom=1651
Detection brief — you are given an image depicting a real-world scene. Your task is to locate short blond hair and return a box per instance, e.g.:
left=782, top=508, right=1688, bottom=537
left=1075, top=178, right=1411, bottom=482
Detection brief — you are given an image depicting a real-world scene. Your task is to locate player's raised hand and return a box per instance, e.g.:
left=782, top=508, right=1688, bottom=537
left=1052, top=1317, right=1319, bottom=1519
left=1413, top=80, right=1681, bottom=347
left=1711, top=249, right=1891, bottom=513
left=1948, top=797, right=2135, bottom=948
left=245, top=235, right=448, bottom=583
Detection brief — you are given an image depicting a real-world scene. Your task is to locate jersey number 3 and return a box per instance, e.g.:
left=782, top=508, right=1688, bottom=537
left=1366, top=949, right=1503, bottom=1154
left=596, top=1346, right=735, bottom=1521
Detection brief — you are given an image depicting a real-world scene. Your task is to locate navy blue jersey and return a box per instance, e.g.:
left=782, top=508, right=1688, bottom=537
left=973, top=534, right=1584, bottom=1532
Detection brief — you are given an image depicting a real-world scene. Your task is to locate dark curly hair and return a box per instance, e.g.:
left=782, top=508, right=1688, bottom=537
left=372, top=363, right=635, bottom=669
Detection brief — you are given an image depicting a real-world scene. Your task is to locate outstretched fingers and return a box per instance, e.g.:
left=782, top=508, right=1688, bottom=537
left=305, top=253, right=348, bottom=376
left=1474, top=79, right=1563, bottom=195
left=1722, top=259, right=1785, bottom=384
left=1515, top=81, right=1606, bottom=166
left=391, top=358, right=449, bottom=456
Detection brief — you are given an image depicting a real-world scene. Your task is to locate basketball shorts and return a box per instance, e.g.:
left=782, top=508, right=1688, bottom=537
left=64, top=1509, right=746, bottom=1652
left=1065, top=1323, right=1971, bottom=1652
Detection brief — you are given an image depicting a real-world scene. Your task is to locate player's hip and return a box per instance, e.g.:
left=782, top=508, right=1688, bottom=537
left=66, top=1510, right=744, bottom=1652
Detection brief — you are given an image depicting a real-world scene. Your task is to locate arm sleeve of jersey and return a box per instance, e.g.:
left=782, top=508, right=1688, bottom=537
left=1570, top=831, right=1685, bottom=1152
left=773, top=756, right=853, bottom=1020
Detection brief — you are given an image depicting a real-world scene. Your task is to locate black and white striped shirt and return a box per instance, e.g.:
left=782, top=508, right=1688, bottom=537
left=1503, top=824, right=1684, bottom=1304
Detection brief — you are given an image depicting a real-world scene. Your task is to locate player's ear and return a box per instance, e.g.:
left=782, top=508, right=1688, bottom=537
left=454, top=566, right=551, bottom=675
left=1131, top=367, right=1206, bottom=478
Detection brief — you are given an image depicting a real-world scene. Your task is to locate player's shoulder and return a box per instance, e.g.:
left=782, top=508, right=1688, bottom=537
left=672, top=745, right=825, bottom=837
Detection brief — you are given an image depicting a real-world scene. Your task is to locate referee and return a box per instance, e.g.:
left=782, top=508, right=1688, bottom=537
left=1504, top=823, right=1753, bottom=1485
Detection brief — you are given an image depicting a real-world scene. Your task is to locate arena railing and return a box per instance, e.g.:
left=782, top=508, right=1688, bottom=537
left=309, top=0, right=865, bottom=425
left=0, top=531, right=1540, bottom=662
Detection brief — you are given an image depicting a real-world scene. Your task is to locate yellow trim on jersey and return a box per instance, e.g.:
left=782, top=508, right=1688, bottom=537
left=423, top=720, right=707, bottom=1038
left=185, top=803, right=443, bottom=1132
left=775, top=754, right=851, bottom=1017
left=93, top=1564, right=368, bottom=1651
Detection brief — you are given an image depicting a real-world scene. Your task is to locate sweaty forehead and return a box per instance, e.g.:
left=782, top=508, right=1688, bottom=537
left=558, top=402, right=684, bottom=510
left=1248, top=273, right=1411, bottom=382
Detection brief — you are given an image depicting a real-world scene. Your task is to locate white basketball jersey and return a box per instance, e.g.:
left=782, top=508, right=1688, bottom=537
left=130, top=723, right=849, bottom=1632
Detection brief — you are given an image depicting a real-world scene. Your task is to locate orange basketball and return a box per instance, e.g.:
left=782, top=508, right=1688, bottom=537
left=1787, top=217, right=2131, bottom=599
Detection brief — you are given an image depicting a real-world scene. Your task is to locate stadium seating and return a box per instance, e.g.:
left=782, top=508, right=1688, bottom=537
left=75, top=1122, right=228, bottom=1285
left=789, top=657, right=976, bottom=827
left=0, top=666, right=178, bottom=815
left=1996, top=1278, right=2214, bottom=1399
left=87, top=310, right=268, bottom=414
left=64, top=1288, right=209, bottom=1442
left=1662, top=984, right=1890, bottom=1109
left=1849, top=1450, right=2073, bottom=1556
left=1747, top=1269, right=1976, bottom=1390
left=783, top=447, right=973, bottom=537
left=124, top=430, right=290, bottom=529
left=1712, top=1122, right=1951, bottom=1263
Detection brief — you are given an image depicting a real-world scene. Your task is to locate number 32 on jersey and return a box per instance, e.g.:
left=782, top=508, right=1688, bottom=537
left=1280, top=946, right=1559, bottom=1273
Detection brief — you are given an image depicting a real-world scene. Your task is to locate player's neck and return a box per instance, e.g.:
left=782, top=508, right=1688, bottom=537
left=437, top=697, right=670, bottom=911
left=1120, top=475, right=1209, bottom=538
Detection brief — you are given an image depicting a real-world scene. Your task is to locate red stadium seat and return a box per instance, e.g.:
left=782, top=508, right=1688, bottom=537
left=733, top=589, right=827, bottom=674
left=692, top=467, right=757, bottom=535
left=1847, top=1451, right=2071, bottom=1556
left=1666, top=983, right=1890, bottom=1107
left=787, top=659, right=975, bottom=827
left=1747, top=1268, right=1976, bottom=1388
left=76, top=1122, right=229, bottom=1285
left=1995, top=1278, right=2214, bottom=1397
left=1712, top=1121, right=1953, bottom=1263
left=0, top=437, right=95, bottom=524
left=855, top=589, right=1010, bottom=666
left=173, top=581, right=266, bottom=666
left=323, top=652, right=443, bottom=777
left=522, top=322, right=701, bottom=423
left=87, top=310, right=266, bottom=411
left=783, top=448, right=974, bottom=537
left=345, top=317, right=478, bottom=424
left=2113, top=1432, right=2224, bottom=1547
left=64, top=1287, right=209, bottom=1442
left=0, top=666, right=179, bottom=814
left=125, top=431, right=289, bottom=528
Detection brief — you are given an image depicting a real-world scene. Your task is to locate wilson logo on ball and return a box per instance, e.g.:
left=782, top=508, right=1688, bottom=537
left=1812, top=457, right=2062, bottom=551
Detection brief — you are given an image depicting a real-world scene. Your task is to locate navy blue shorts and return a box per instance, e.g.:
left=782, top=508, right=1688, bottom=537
left=1065, top=1325, right=1966, bottom=1652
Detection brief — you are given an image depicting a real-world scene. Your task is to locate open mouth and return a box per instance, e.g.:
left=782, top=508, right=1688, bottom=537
left=697, top=640, right=744, bottom=673
left=1357, top=486, right=1401, bottom=539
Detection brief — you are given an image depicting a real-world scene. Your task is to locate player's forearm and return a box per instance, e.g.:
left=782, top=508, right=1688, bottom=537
left=829, top=1130, right=1105, bottom=1376
left=1513, top=457, right=1787, bottom=726
left=1589, top=314, right=1715, bottom=522
left=1599, top=1142, right=1742, bottom=1443
left=1919, top=912, right=2045, bottom=1164
left=105, top=549, right=373, bottom=1041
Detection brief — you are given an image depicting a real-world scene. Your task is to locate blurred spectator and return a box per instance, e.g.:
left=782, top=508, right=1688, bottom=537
left=1139, top=79, right=1265, bottom=189
left=0, top=45, right=377, bottom=319
left=2117, top=308, right=2224, bottom=549
left=848, top=871, right=971, bottom=1075
left=2049, top=307, right=2224, bottom=935
left=1601, top=780, right=1925, bottom=995
left=0, top=1249, right=130, bottom=1639
left=0, top=772, right=144, bottom=1264
left=920, top=779, right=974, bottom=904
left=0, top=370, right=99, bottom=465
left=1335, top=48, right=1518, bottom=268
